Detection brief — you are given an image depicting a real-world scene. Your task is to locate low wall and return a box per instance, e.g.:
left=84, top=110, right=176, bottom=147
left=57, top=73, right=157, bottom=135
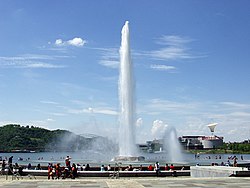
left=22, top=169, right=190, bottom=177
left=191, top=166, right=250, bottom=177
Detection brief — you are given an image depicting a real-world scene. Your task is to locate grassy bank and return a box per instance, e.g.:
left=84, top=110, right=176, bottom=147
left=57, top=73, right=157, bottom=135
left=187, top=149, right=250, bottom=154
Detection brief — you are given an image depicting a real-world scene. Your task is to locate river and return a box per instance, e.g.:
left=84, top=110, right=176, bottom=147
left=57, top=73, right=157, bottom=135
left=1, top=151, right=250, bottom=167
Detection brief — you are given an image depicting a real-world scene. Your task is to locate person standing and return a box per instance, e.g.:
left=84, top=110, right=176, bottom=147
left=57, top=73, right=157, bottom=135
left=1, top=160, right=6, bottom=174
left=233, top=157, right=238, bottom=167
left=48, top=163, right=54, bottom=180
left=55, top=163, right=61, bottom=179
left=65, top=156, right=71, bottom=169
left=71, top=163, right=77, bottom=179
left=8, top=156, right=13, bottom=169
left=155, top=162, right=160, bottom=177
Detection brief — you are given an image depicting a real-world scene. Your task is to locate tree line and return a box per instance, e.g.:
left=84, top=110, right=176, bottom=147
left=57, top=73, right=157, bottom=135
left=0, top=124, right=96, bottom=152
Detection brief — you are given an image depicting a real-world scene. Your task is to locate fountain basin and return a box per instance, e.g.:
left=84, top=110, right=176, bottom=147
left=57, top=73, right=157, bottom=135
left=113, top=156, right=145, bottom=162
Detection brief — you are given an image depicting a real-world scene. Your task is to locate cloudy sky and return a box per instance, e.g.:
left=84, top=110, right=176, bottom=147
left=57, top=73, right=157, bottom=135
left=1, top=0, right=250, bottom=143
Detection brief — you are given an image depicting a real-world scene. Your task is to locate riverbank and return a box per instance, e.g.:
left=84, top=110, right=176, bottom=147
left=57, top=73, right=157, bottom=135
left=187, top=149, right=250, bottom=154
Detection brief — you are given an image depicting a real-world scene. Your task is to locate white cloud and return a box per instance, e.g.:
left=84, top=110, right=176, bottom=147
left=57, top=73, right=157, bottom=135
left=135, top=97, right=250, bottom=141
left=47, top=118, right=55, bottom=122
left=0, top=55, right=68, bottom=69
left=25, top=63, right=65, bottom=68
left=151, top=120, right=168, bottom=139
left=55, top=39, right=63, bottom=46
left=144, top=98, right=198, bottom=114
left=142, top=35, right=204, bottom=61
left=40, top=101, right=59, bottom=105
left=230, top=112, right=250, bottom=117
left=54, top=37, right=86, bottom=47
left=156, top=35, right=193, bottom=46
left=220, top=101, right=250, bottom=109
left=67, top=107, right=117, bottom=116
left=49, top=112, right=66, bottom=117
left=99, top=60, right=119, bottom=69
left=94, top=47, right=119, bottom=69
left=150, top=46, right=192, bottom=60
left=136, top=118, right=143, bottom=127
left=99, top=76, right=117, bottom=82
left=93, top=108, right=118, bottom=115
left=68, top=37, right=86, bottom=47
left=150, top=64, right=176, bottom=71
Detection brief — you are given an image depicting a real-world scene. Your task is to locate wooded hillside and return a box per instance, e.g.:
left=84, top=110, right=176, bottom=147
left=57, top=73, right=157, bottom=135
left=0, top=124, right=95, bottom=152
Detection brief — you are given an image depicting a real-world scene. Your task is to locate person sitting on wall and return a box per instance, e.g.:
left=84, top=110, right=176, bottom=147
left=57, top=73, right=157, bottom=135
left=100, top=165, right=105, bottom=171
left=124, top=165, right=129, bottom=171
left=139, top=165, right=143, bottom=171
left=27, top=163, right=32, bottom=169
left=148, top=164, right=153, bottom=171
left=107, top=164, right=112, bottom=171
left=85, top=164, right=90, bottom=171
left=14, top=163, right=19, bottom=169
left=170, top=164, right=177, bottom=177
left=82, top=164, right=86, bottom=171
left=170, top=164, right=175, bottom=171
left=165, top=163, right=169, bottom=171
left=128, top=164, right=133, bottom=171
left=36, top=163, right=41, bottom=170
left=181, top=166, right=185, bottom=170
left=125, top=164, right=133, bottom=171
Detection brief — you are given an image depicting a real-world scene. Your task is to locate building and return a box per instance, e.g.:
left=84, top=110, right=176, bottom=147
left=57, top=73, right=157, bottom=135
left=139, top=123, right=224, bottom=152
left=200, top=135, right=224, bottom=149
left=179, top=136, right=204, bottom=150
left=138, top=139, right=164, bottom=153
left=179, top=135, right=224, bottom=149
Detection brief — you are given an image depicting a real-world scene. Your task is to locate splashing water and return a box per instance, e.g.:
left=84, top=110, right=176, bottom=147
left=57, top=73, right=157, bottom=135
left=163, top=125, right=184, bottom=163
left=118, top=21, right=137, bottom=156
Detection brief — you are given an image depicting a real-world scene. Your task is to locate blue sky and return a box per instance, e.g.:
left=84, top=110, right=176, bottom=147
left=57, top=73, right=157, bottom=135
left=1, top=0, right=250, bottom=142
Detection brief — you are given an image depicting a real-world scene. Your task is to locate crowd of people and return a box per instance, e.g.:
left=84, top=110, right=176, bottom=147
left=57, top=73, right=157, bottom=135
left=1, top=155, right=179, bottom=179
left=0, top=156, right=24, bottom=176
left=44, top=156, right=181, bottom=179
left=47, top=156, right=78, bottom=179
left=194, top=154, right=243, bottom=167
left=1, top=154, right=246, bottom=179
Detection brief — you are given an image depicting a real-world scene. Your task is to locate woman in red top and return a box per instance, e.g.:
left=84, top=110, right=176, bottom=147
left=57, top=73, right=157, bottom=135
left=170, top=164, right=175, bottom=171
left=48, top=164, right=54, bottom=180
left=55, top=163, right=61, bottom=179
left=147, top=164, right=153, bottom=171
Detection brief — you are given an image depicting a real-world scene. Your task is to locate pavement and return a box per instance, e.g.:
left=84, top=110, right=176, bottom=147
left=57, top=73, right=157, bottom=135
left=1, top=175, right=250, bottom=187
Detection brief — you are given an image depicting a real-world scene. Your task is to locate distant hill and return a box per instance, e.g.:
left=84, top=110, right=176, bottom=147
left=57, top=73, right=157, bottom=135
left=0, top=124, right=117, bottom=152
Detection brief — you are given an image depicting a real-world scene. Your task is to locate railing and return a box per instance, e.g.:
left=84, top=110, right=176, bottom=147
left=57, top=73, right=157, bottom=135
left=109, top=162, right=122, bottom=179
left=1, top=166, right=36, bottom=180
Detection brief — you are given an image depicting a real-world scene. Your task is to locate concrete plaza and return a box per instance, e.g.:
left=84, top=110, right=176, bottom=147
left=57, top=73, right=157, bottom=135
left=0, top=176, right=250, bottom=187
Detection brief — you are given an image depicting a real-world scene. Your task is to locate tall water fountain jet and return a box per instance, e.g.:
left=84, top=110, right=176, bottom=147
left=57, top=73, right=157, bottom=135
left=163, top=125, right=184, bottom=163
left=118, top=21, right=137, bottom=157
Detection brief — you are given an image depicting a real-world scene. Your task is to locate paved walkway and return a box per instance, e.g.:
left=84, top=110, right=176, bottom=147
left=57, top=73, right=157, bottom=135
left=1, top=176, right=250, bottom=187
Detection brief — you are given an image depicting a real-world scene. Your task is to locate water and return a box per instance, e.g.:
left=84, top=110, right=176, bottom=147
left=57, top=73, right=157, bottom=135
left=119, top=21, right=137, bottom=157
left=1, top=152, right=250, bottom=167
left=163, top=125, right=184, bottom=163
